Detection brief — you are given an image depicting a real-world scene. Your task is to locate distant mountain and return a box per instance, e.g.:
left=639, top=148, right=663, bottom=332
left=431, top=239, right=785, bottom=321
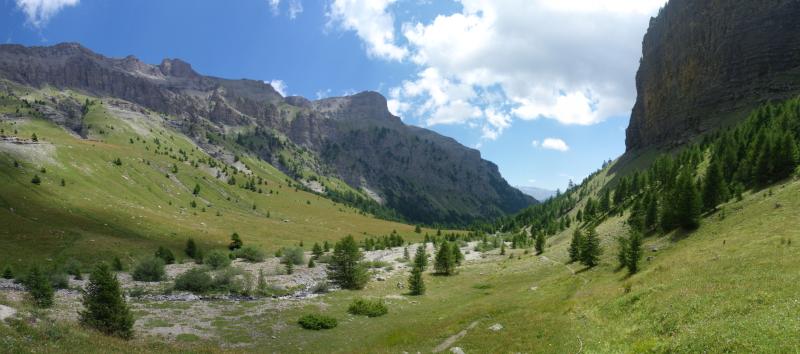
left=0, top=42, right=535, bottom=225
left=515, top=186, right=554, bottom=201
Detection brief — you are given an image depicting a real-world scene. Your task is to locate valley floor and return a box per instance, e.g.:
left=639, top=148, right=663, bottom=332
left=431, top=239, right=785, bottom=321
left=3, top=175, right=800, bottom=353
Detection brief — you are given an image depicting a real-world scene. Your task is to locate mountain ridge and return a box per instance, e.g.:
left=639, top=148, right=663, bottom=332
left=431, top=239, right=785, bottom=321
left=0, top=42, right=535, bottom=225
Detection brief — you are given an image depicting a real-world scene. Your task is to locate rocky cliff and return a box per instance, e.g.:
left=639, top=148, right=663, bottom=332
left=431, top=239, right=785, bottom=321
left=0, top=43, right=534, bottom=225
left=625, top=0, right=800, bottom=151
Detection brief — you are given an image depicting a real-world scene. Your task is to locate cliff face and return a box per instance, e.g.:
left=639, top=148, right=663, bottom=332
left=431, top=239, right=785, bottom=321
left=626, top=0, right=800, bottom=151
left=0, top=43, right=534, bottom=225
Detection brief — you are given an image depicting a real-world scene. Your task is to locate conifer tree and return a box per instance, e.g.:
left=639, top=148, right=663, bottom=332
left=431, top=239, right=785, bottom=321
left=26, top=265, right=54, bottom=308
left=616, top=235, right=629, bottom=269
left=285, top=261, right=294, bottom=275
left=154, top=246, right=175, bottom=264
left=579, top=229, right=602, bottom=267
left=414, top=244, right=428, bottom=270
left=408, top=266, right=425, bottom=295
left=451, top=243, right=464, bottom=266
left=312, top=243, right=324, bottom=259
left=675, top=170, right=702, bottom=230
left=568, top=229, right=582, bottom=263
left=2, top=265, right=13, bottom=279
left=308, top=257, right=316, bottom=268
left=535, top=232, right=545, bottom=255
left=500, top=241, right=506, bottom=255
left=414, top=225, right=421, bottom=233
left=323, top=240, right=331, bottom=253
left=626, top=231, right=643, bottom=274
left=403, top=247, right=410, bottom=261
left=192, top=183, right=201, bottom=196
left=112, top=256, right=124, bottom=271
left=702, top=158, right=728, bottom=211
left=185, top=238, right=197, bottom=259
left=79, top=263, right=134, bottom=339
left=434, top=241, right=455, bottom=275
left=229, top=232, right=243, bottom=250
left=327, top=235, right=368, bottom=289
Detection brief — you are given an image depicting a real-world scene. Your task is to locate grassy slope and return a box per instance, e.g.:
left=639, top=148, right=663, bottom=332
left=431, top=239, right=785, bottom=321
left=0, top=92, right=438, bottom=268
left=4, top=176, right=798, bottom=353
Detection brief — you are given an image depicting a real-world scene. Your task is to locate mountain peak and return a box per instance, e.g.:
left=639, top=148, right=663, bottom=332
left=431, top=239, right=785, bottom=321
left=158, top=58, right=198, bottom=78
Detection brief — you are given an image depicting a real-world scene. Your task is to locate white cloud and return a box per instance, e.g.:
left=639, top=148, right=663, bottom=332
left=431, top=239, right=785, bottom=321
left=327, top=0, right=408, bottom=61
left=288, top=0, right=303, bottom=19
left=15, top=0, right=79, bottom=28
left=267, top=80, right=288, bottom=96
left=531, top=140, right=540, bottom=148
left=334, top=0, right=665, bottom=141
left=268, top=0, right=280, bottom=15
left=541, top=138, right=570, bottom=152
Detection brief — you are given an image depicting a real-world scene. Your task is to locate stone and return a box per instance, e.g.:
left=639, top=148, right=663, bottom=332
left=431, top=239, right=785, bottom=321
left=489, top=323, right=503, bottom=332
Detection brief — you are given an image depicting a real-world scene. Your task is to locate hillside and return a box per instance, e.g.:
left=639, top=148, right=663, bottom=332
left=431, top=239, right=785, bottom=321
left=625, top=0, right=800, bottom=152
left=0, top=85, right=450, bottom=267
left=0, top=43, right=534, bottom=225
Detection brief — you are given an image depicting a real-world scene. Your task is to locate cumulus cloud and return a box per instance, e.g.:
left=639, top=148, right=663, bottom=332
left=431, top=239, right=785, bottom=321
left=267, top=80, right=288, bottom=96
left=540, top=138, right=570, bottom=152
left=332, top=0, right=666, bottom=141
left=327, top=0, right=408, bottom=61
left=15, top=0, right=79, bottom=28
left=268, top=0, right=280, bottom=15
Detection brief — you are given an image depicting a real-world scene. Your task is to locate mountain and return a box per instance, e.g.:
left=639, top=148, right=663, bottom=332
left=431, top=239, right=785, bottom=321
left=0, top=43, right=534, bottom=225
left=625, top=0, right=800, bottom=152
left=515, top=186, right=555, bottom=201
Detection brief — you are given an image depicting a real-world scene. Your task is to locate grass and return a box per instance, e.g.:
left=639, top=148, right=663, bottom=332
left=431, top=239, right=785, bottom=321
left=0, top=88, right=449, bottom=268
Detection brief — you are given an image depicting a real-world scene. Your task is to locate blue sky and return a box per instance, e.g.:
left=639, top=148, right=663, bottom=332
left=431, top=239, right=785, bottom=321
left=1, top=0, right=665, bottom=191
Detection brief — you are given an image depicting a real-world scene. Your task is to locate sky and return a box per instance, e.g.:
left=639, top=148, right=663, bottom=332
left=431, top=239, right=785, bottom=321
left=0, top=0, right=667, bottom=191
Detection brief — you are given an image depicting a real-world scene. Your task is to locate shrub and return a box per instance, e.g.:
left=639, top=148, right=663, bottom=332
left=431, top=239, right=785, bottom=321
left=298, top=314, right=337, bottom=330
left=31, top=174, right=41, bottom=185
left=212, top=267, right=252, bottom=295
left=234, top=246, right=266, bottom=262
left=2, top=265, right=13, bottom=279
left=154, top=247, right=175, bottom=264
left=79, top=263, right=133, bottom=339
left=228, top=232, right=243, bottom=251
left=347, top=298, right=388, bottom=317
left=64, top=258, right=82, bottom=280
left=173, top=268, right=213, bottom=293
left=185, top=238, right=197, bottom=259
left=50, top=270, right=69, bottom=289
left=204, top=251, right=231, bottom=270
left=132, top=257, right=166, bottom=282
left=281, top=247, right=305, bottom=265
left=112, top=256, right=125, bottom=271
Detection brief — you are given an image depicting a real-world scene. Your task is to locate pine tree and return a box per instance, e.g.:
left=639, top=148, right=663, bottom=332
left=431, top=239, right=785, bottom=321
left=79, top=263, right=134, bottom=339
left=312, top=243, right=324, bottom=259
left=500, top=241, right=506, bottom=255
left=323, top=240, right=331, bottom=253
left=308, top=257, right=316, bottom=268
left=675, top=170, right=702, bottom=230
left=616, top=235, right=629, bottom=269
left=192, top=183, right=201, bottom=196
left=579, top=229, right=602, bottom=268
left=257, top=269, right=268, bottom=296
left=185, top=238, right=197, bottom=259
left=644, top=194, right=658, bottom=231
left=154, top=246, right=175, bottom=264
left=285, top=261, right=294, bottom=275
left=408, top=265, right=425, bottom=295
left=451, top=243, right=464, bottom=266
left=414, top=225, right=421, bottom=233
left=414, top=244, right=428, bottom=271
left=228, top=232, right=243, bottom=250
left=2, top=265, right=13, bottom=279
left=702, top=158, right=728, bottom=211
left=403, top=247, right=410, bottom=261
left=535, top=232, right=545, bottom=255
left=327, top=235, right=368, bottom=290
left=26, top=265, right=54, bottom=308
left=626, top=231, right=643, bottom=274
left=568, top=229, right=582, bottom=263
left=31, top=174, right=41, bottom=185
left=434, top=241, right=455, bottom=275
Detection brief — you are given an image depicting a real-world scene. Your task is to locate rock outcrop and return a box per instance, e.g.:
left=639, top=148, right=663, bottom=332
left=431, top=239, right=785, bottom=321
left=0, top=43, right=534, bottom=225
left=625, top=0, right=800, bottom=151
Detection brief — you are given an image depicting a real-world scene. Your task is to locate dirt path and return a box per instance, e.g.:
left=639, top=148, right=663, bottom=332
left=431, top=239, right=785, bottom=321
left=433, top=320, right=481, bottom=353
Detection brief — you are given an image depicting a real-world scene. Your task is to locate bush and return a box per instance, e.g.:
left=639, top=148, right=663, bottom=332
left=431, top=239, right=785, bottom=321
left=132, top=257, right=166, bottom=282
left=204, top=251, right=231, bottom=269
left=2, top=265, right=13, bottom=279
left=281, top=247, right=305, bottom=265
left=298, top=314, right=337, bottom=330
left=49, top=270, right=69, bottom=289
left=173, top=268, right=213, bottom=293
left=347, top=298, right=388, bottom=317
left=234, top=246, right=266, bottom=262
left=112, top=257, right=125, bottom=271
left=154, top=247, right=175, bottom=264
left=212, top=267, right=252, bottom=295
left=64, top=259, right=82, bottom=279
